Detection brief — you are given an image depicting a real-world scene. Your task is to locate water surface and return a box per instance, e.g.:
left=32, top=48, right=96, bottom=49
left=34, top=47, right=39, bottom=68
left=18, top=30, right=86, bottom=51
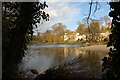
left=19, top=44, right=108, bottom=78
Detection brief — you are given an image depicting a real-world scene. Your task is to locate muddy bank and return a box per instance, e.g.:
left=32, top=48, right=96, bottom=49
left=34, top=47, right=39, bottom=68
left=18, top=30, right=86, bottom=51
left=35, top=60, right=103, bottom=80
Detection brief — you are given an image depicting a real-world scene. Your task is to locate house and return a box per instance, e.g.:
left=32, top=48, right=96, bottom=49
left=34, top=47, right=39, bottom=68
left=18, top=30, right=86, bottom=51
left=64, top=32, right=86, bottom=41
left=100, top=31, right=111, bottom=41
left=63, top=31, right=111, bottom=42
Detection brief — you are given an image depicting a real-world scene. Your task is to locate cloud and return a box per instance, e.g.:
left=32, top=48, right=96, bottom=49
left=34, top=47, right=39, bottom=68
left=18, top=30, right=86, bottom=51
left=34, top=2, right=81, bottom=34
left=47, top=10, right=58, bottom=18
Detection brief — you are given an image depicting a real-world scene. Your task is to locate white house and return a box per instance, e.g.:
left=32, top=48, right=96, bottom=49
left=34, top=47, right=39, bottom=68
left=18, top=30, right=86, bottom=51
left=100, top=31, right=111, bottom=41
left=63, top=31, right=110, bottom=42
left=64, top=32, right=86, bottom=41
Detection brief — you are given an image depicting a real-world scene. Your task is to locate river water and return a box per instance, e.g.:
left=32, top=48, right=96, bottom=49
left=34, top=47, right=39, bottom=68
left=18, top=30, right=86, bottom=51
left=19, top=44, right=108, bottom=78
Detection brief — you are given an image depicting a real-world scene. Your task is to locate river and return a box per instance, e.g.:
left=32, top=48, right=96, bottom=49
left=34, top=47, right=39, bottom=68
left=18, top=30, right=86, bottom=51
left=19, top=44, right=108, bottom=79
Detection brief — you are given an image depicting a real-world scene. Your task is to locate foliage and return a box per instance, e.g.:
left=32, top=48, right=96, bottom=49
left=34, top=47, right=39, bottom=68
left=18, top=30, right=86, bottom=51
left=2, top=2, right=49, bottom=79
left=52, top=23, right=66, bottom=42
left=44, top=30, right=53, bottom=42
left=101, top=26, right=107, bottom=31
left=102, top=2, right=120, bottom=80
left=99, top=16, right=111, bottom=27
left=76, top=24, right=86, bottom=35
left=31, top=18, right=111, bottom=44
left=52, top=22, right=66, bottom=35
left=89, top=20, right=100, bottom=41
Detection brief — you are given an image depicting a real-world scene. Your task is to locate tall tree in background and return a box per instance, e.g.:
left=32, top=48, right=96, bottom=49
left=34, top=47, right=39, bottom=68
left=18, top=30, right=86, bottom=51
left=82, top=17, right=93, bottom=27
left=89, top=20, right=100, bottom=41
left=52, top=23, right=66, bottom=42
left=43, top=30, right=52, bottom=42
left=102, top=1, right=120, bottom=80
left=76, top=24, right=86, bottom=35
left=99, top=16, right=111, bottom=27
left=52, top=23, right=66, bottom=35
left=2, top=2, right=49, bottom=79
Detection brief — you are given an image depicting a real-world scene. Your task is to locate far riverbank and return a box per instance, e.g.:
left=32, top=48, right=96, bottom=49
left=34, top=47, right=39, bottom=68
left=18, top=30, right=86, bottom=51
left=80, top=45, right=113, bottom=53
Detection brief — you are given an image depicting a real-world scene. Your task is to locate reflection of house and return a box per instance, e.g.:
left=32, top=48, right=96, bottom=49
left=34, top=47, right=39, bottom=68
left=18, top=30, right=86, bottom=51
left=64, top=47, right=86, bottom=57
left=64, top=33, right=86, bottom=41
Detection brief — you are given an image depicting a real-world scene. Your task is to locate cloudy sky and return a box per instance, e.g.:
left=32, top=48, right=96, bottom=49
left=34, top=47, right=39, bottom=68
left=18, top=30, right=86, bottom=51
left=34, top=1, right=110, bottom=35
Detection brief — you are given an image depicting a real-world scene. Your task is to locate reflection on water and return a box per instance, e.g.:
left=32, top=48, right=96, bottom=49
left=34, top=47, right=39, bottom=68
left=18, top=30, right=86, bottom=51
left=19, top=44, right=108, bottom=78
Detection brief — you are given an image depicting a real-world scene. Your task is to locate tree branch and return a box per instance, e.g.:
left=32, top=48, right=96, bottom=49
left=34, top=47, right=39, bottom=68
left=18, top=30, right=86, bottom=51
left=87, top=0, right=93, bottom=34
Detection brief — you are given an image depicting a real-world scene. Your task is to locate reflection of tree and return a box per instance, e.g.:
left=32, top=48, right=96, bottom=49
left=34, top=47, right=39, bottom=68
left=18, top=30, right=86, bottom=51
left=76, top=51, right=106, bottom=75
left=64, top=47, right=69, bottom=57
left=51, top=48, right=65, bottom=66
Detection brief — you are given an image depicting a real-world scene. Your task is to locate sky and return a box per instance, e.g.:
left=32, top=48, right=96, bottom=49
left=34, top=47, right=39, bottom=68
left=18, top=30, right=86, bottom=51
left=33, top=2, right=111, bottom=35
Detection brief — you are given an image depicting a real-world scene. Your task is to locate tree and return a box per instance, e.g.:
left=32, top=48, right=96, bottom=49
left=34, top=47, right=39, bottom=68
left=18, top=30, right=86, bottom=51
left=32, top=33, right=44, bottom=43
left=76, top=24, right=86, bottom=35
left=65, top=29, right=72, bottom=34
left=82, top=17, right=93, bottom=35
left=101, top=26, right=107, bottom=31
left=52, top=23, right=66, bottom=42
left=82, top=17, right=93, bottom=26
left=89, top=20, right=100, bottom=41
left=52, top=23, right=66, bottom=35
left=43, top=30, right=53, bottom=42
left=2, top=2, right=49, bottom=79
left=99, top=16, right=111, bottom=27
left=102, top=2, right=120, bottom=80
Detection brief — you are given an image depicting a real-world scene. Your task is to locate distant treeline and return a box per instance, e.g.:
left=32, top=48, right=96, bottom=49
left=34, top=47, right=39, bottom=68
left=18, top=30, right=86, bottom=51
left=31, top=16, right=111, bottom=44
